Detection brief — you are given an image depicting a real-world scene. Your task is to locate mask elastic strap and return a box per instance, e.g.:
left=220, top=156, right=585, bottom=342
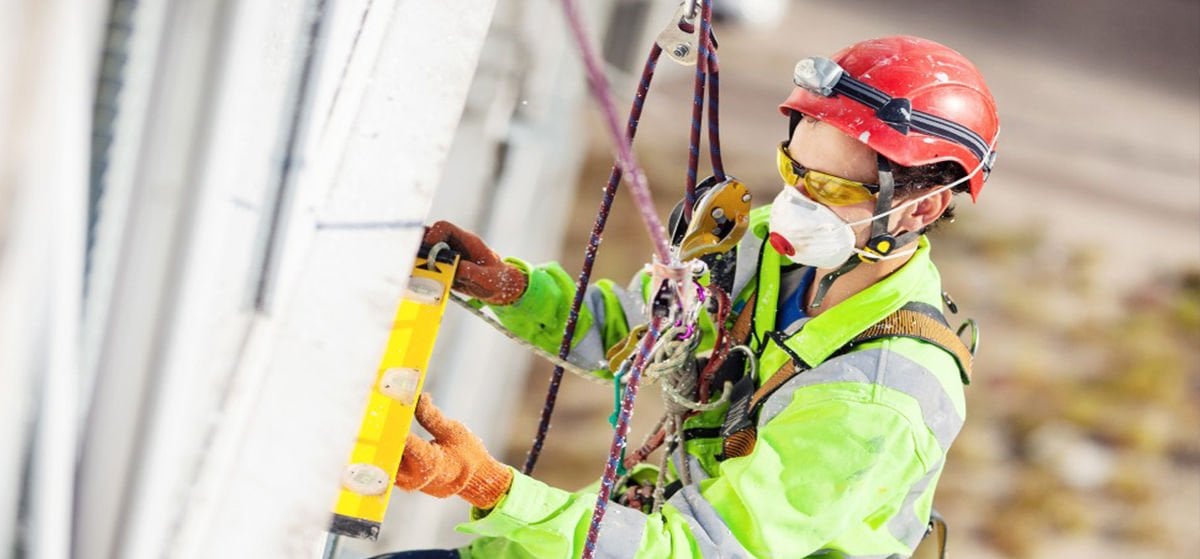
left=804, top=125, right=1000, bottom=310
left=869, top=156, right=896, bottom=252
left=846, top=152, right=984, bottom=262
left=810, top=154, right=895, bottom=307
left=810, top=258, right=860, bottom=309
left=846, top=130, right=999, bottom=229
left=788, top=111, right=803, bottom=139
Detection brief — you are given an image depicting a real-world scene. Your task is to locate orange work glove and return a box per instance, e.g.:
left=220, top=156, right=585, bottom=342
left=423, top=220, right=527, bottom=305
left=395, top=394, right=514, bottom=509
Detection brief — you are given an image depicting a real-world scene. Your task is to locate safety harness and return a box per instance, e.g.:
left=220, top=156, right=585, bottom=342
left=718, top=299, right=974, bottom=461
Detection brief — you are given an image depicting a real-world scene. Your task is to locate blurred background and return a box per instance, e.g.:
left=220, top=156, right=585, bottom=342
left=0, top=0, right=1196, bottom=558
left=494, top=2, right=1200, bottom=556
left=497, top=1, right=1200, bottom=557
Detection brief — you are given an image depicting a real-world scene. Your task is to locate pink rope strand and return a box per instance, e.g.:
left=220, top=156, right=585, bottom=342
left=558, top=0, right=674, bottom=264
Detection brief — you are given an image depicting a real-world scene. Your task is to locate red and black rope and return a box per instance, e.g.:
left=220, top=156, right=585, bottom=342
left=527, top=1, right=728, bottom=556
left=684, top=0, right=723, bottom=219
left=522, top=44, right=666, bottom=476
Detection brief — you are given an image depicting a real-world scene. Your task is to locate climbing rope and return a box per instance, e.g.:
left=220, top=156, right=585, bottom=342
left=684, top=0, right=724, bottom=219
left=705, top=49, right=725, bottom=181
left=652, top=432, right=678, bottom=511
left=644, top=325, right=730, bottom=415
left=521, top=42, right=666, bottom=476
left=592, top=30, right=726, bottom=559
left=560, top=0, right=675, bottom=262
left=582, top=315, right=665, bottom=559
left=517, top=0, right=729, bottom=556
left=640, top=321, right=733, bottom=504
left=526, top=0, right=728, bottom=476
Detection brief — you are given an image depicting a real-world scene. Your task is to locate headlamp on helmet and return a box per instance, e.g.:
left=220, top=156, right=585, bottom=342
left=792, top=57, right=843, bottom=97
left=779, top=36, right=1001, bottom=200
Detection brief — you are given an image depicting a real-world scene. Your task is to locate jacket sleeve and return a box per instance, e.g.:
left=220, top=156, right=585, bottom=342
left=484, top=257, right=650, bottom=378
left=455, top=383, right=936, bottom=558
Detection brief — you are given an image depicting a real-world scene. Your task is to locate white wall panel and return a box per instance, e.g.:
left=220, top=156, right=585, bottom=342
left=169, top=1, right=501, bottom=557
left=356, top=0, right=611, bottom=553
left=74, top=0, right=499, bottom=558
left=0, top=1, right=106, bottom=557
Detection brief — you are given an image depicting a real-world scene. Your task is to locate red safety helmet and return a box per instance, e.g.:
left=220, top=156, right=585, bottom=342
left=779, top=36, right=999, bottom=200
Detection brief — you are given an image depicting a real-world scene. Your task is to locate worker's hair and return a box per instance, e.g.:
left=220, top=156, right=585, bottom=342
left=891, top=160, right=968, bottom=232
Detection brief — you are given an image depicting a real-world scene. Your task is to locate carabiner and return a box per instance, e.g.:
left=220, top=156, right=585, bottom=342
left=956, top=318, right=981, bottom=357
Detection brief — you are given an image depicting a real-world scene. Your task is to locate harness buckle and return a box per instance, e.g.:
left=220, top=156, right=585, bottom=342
left=956, top=318, right=980, bottom=357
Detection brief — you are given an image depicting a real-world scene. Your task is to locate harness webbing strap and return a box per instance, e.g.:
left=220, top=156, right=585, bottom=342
left=727, top=293, right=756, bottom=347
left=719, top=301, right=971, bottom=460
left=850, top=303, right=973, bottom=384
left=748, top=360, right=796, bottom=411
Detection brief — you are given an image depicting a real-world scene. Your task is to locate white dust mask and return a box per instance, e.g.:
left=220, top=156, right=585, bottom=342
left=767, top=186, right=858, bottom=268
left=766, top=134, right=996, bottom=269
left=767, top=186, right=926, bottom=268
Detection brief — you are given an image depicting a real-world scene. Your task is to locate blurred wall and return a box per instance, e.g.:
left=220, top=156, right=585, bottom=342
left=5, top=0, right=503, bottom=557
left=0, top=1, right=105, bottom=557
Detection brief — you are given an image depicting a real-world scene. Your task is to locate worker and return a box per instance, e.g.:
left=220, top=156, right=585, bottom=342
left=381, top=35, right=999, bottom=558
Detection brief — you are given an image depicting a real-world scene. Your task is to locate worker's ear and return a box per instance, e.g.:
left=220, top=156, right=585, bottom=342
left=894, top=189, right=952, bottom=232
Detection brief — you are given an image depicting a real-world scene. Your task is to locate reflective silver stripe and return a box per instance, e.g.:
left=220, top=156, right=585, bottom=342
left=731, top=232, right=764, bottom=300
left=782, top=316, right=811, bottom=337
left=567, top=287, right=619, bottom=371
left=614, top=283, right=646, bottom=325
left=570, top=280, right=649, bottom=372
left=665, top=485, right=753, bottom=558
left=567, top=327, right=607, bottom=371
left=884, top=460, right=942, bottom=549
left=757, top=348, right=963, bottom=451
left=686, top=455, right=709, bottom=484
left=594, top=502, right=649, bottom=559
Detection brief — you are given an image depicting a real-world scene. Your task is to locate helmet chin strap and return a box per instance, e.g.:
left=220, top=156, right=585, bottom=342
left=809, top=154, right=919, bottom=309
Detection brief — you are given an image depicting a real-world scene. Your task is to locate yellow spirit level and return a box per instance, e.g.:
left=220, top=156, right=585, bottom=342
left=329, top=246, right=459, bottom=539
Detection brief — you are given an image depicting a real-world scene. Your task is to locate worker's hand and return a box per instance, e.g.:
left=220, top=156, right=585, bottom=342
left=423, top=221, right=528, bottom=305
left=395, top=393, right=514, bottom=510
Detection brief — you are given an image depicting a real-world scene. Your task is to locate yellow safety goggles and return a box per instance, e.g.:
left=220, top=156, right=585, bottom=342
left=776, top=142, right=880, bottom=206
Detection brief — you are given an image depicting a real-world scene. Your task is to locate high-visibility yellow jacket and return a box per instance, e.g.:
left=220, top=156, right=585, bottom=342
left=457, top=207, right=968, bottom=558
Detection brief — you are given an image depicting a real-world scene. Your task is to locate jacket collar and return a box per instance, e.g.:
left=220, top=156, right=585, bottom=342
left=752, top=234, right=942, bottom=384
